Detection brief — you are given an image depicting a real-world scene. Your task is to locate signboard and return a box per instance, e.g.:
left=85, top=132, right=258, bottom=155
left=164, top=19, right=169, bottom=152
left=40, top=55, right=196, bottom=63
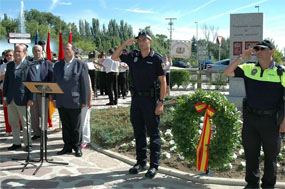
left=197, top=46, right=207, bottom=61
left=245, top=41, right=259, bottom=50
left=8, top=33, right=31, bottom=38
left=8, top=38, right=31, bottom=44
left=233, top=41, right=242, bottom=56
left=170, top=40, right=192, bottom=58
left=216, top=36, right=223, bottom=46
left=230, top=13, right=263, bottom=62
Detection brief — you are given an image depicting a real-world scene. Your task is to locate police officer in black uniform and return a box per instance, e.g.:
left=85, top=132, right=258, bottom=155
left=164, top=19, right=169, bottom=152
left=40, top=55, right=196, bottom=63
left=112, top=31, right=166, bottom=179
left=224, top=40, right=285, bottom=188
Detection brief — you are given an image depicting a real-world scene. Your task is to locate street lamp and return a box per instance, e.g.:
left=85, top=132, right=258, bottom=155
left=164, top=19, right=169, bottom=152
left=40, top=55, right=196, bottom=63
left=255, top=5, right=260, bottom=13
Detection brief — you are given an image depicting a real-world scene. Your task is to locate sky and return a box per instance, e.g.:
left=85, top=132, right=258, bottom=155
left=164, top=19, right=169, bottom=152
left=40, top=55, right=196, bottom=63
left=0, top=0, right=285, bottom=54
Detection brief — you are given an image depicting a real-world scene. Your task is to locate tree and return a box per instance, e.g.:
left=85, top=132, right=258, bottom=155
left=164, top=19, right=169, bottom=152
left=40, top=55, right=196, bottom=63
left=79, top=19, right=85, bottom=36
left=85, top=20, right=91, bottom=38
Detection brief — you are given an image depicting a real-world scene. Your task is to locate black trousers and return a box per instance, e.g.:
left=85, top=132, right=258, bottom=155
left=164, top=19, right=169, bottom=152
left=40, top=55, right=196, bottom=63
left=88, top=70, right=96, bottom=95
left=58, top=107, right=82, bottom=150
left=106, top=72, right=118, bottom=104
left=99, top=72, right=106, bottom=95
left=118, top=72, right=127, bottom=97
left=242, top=111, right=281, bottom=188
left=130, top=96, right=161, bottom=168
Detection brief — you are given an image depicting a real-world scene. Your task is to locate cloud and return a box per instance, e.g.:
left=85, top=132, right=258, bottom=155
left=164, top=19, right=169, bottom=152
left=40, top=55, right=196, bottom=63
left=199, top=0, right=268, bottom=23
left=125, top=8, right=156, bottom=14
left=49, top=0, right=59, bottom=12
left=49, top=0, right=72, bottom=12
left=182, top=0, right=216, bottom=16
left=58, top=2, right=72, bottom=6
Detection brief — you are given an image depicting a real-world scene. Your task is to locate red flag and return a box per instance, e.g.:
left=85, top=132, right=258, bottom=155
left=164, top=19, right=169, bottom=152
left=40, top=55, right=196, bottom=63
left=69, top=31, right=72, bottom=43
left=58, top=32, right=64, bottom=61
left=46, top=29, right=54, bottom=127
left=46, top=32, right=52, bottom=61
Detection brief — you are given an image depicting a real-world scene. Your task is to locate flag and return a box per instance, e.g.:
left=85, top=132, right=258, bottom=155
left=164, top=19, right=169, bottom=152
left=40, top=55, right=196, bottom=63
left=35, top=32, right=39, bottom=45
left=68, top=24, right=72, bottom=43
left=46, top=27, right=54, bottom=127
left=46, top=29, right=52, bottom=61
left=35, top=25, right=39, bottom=45
left=58, top=32, right=64, bottom=61
left=69, top=32, right=72, bottom=43
left=194, top=103, right=215, bottom=172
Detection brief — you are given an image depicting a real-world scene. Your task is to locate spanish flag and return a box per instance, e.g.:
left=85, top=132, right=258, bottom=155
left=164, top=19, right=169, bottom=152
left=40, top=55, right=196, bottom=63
left=46, top=26, right=55, bottom=127
left=195, top=103, right=215, bottom=172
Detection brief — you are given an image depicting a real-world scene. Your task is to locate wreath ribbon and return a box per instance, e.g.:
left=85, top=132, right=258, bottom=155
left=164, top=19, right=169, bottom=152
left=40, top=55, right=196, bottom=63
left=194, top=102, right=215, bottom=172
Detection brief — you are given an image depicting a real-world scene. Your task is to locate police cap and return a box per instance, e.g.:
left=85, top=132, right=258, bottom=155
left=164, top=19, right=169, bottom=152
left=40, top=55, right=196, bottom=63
left=254, top=40, right=275, bottom=50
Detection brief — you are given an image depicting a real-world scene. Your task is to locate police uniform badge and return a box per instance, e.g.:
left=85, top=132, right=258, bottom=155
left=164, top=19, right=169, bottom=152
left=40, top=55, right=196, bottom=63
left=161, top=63, right=165, bottom=69
left=251, top=69, right=257, bottom=76
left=134, top=57, right=138, bottom=63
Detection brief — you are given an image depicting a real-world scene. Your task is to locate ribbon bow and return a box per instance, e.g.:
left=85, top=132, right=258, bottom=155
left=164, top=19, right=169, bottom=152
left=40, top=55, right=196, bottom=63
left=194, top=102, right=215, bottom=172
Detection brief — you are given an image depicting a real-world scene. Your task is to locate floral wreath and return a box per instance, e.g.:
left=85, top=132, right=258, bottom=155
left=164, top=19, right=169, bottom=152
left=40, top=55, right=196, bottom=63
left=171, top=90, right=242, bottom=169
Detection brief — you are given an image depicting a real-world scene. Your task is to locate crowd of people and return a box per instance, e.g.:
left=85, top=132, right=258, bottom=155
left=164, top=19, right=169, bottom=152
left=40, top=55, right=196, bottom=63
left=1, top=32, right=284, bottom=186
left=0, top=35, right=171, bottom=160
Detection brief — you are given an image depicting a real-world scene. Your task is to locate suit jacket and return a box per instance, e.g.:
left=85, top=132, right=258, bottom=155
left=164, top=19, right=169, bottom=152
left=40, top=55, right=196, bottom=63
left=53, top=58, right=90, bottom=109
left=32, top=58, right=53, bottom=82
left=3, top=59, right=36, bottom=106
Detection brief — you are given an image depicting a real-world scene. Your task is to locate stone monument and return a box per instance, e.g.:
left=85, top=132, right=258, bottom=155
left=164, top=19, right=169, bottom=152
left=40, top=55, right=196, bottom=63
left=227, top=13, right=263, bottom=109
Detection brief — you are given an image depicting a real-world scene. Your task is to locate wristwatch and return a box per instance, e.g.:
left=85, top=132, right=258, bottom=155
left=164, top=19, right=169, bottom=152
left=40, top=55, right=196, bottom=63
left=158, top=99, right=165, bottom=103
left=238, top=55, right=245, bottom=62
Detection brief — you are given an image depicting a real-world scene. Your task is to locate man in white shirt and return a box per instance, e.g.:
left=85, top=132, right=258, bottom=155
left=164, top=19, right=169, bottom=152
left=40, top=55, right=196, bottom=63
left=102, top=49, right=120, bottom=105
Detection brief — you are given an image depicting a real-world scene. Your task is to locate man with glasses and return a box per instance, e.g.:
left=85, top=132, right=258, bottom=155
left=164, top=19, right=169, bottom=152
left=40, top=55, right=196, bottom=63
left=112, top=31, right=166, bottom=179
left=3, top=44, right=36, bottom=152
left=224, top=40, right=285, bottom=188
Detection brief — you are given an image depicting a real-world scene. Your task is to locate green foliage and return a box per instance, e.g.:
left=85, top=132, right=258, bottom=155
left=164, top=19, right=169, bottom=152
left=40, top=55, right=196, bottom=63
left=170, top=70, right=190, bottom=88
left=213, top=73, right=228, bottom=90
left=90, top=107, right=133, bottom=148
left=171, top=90, right=242, bottom=169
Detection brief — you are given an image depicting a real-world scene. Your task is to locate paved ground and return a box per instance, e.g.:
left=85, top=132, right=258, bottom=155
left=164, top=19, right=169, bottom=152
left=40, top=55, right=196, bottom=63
left=0, top=91, right=257, bottom=188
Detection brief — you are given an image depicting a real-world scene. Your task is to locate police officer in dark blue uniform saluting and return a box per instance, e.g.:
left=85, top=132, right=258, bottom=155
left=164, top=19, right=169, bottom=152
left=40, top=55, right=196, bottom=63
left=112, top=31, right=166, bottom=179
left=224, top=40, right=285, bottom=189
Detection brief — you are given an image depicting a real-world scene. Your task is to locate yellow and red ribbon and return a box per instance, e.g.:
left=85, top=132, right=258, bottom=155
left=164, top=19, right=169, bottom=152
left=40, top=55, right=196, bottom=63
left=194, top=102, right=215, bottom=172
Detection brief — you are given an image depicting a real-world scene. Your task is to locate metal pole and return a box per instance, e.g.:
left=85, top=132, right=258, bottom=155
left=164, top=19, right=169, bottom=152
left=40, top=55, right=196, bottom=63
left=166, top=18, right=176, bottom=95
left=195, top=21, right=199, bottom=69
left=219, top=45, right=221, bottom=61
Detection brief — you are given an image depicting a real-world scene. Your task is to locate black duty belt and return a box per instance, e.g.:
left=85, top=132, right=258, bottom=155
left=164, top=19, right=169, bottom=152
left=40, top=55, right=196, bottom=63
left=132, top=91, right=153, bottom=97
left=246, top=106, right=278, bottom=116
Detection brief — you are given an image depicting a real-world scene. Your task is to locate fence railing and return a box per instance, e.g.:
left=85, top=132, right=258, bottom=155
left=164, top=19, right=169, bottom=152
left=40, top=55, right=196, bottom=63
left=170, top=69, right=229, bottom=91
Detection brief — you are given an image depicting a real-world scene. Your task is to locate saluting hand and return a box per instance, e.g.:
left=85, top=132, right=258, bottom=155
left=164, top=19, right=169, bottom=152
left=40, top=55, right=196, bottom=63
left=241, top=48, right=255, bottom=59
left=124, top=38, right=136, bottom=46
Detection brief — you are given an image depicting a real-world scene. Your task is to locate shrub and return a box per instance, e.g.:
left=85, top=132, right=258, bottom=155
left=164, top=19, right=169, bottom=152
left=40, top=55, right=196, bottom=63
left=171, top=90, right=242, bottom=169
left=170, top=69, right=190, bottom=89
left=90, top=107, right=133, bottom=148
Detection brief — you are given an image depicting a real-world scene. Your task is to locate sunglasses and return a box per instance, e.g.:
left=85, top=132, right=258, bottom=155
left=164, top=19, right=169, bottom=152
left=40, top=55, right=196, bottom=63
left=6, top=54, right=13, bottom=57
left=254, top=47, right=268, bottom=51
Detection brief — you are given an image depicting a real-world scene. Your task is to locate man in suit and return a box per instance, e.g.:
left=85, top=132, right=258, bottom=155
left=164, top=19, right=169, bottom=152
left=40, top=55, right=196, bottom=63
left=53, top=43, right=90, bottom=157
left=30, top=45, right=53, bottom=140
left=3, top=44, right=36, bottom=152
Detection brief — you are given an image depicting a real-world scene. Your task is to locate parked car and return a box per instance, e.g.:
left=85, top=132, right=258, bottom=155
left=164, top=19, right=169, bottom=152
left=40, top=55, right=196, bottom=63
left=206, top=59, right=230, bottom=71
left=173, top=61, right=188, bottom=68
left=201, top=60, right=213, bottom=70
